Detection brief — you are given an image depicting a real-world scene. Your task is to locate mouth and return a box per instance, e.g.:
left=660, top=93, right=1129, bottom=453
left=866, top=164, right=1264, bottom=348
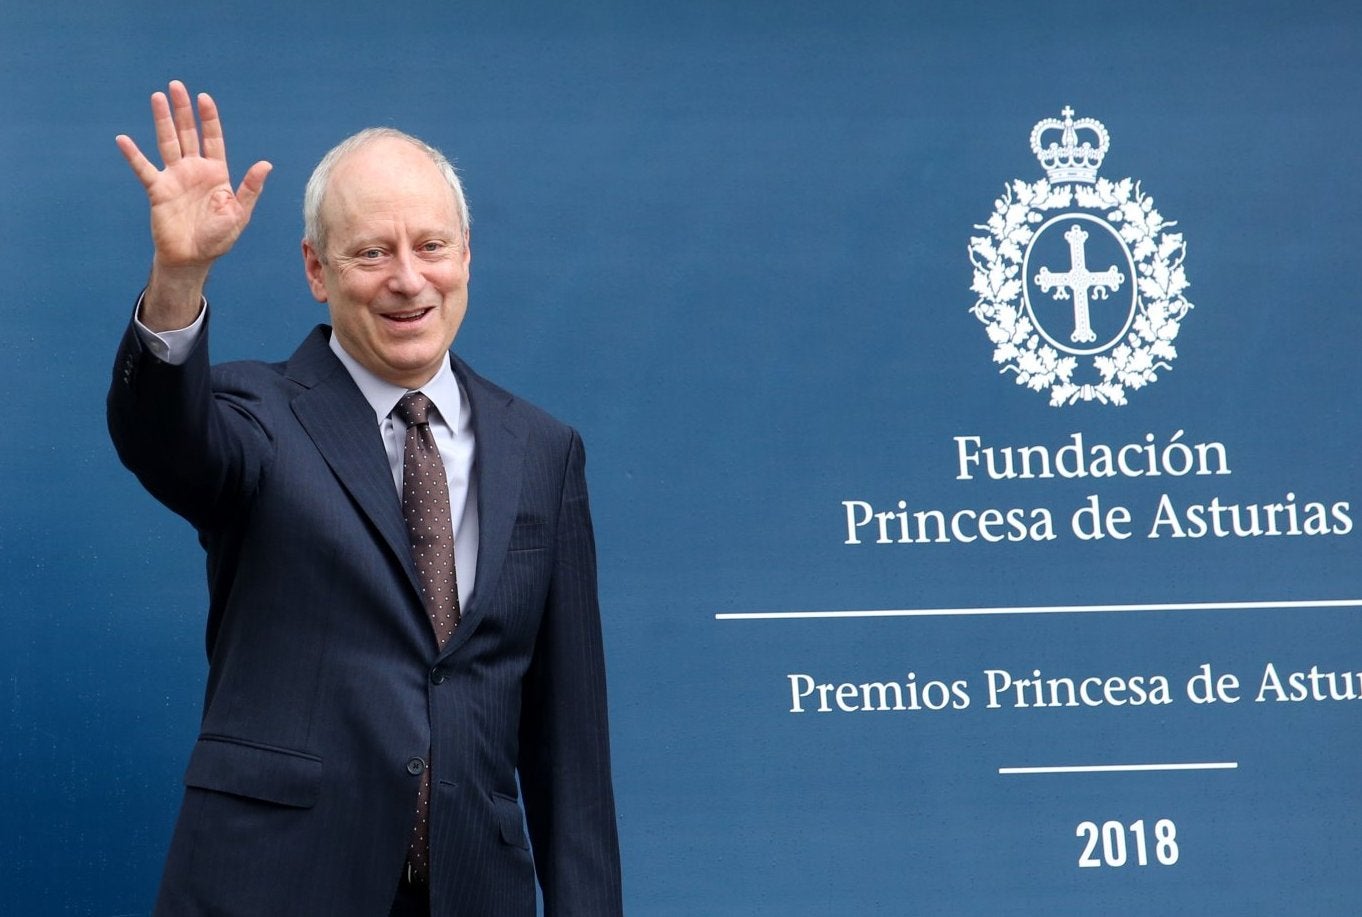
left=381, top=307, right=435, bottom=325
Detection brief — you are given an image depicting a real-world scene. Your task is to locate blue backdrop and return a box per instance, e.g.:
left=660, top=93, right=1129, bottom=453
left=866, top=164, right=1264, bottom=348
left=3, top=2, right=1360, bottom=913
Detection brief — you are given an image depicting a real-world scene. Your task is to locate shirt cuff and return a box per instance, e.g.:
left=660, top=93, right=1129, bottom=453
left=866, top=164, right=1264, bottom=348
left=133, top=292, right=207, bottom=366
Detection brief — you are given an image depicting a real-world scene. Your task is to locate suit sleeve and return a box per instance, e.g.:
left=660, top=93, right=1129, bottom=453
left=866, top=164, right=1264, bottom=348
left=517, top=430, right=624, bottom=916
left=107, top=309, right=272, bottom=531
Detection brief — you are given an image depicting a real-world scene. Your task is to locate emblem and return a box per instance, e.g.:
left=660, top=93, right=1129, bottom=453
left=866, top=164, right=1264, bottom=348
left=969, top=107, right=1193, bottom=406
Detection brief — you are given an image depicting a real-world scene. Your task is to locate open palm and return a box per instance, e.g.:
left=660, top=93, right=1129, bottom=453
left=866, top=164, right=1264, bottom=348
left=116, top=80, right=271, bottom=270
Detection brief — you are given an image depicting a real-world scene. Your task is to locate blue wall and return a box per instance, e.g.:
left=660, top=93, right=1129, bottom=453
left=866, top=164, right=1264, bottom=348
left=4, top=2, right=1361, bottom=912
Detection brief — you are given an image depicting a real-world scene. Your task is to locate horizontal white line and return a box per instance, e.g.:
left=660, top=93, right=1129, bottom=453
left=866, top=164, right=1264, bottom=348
left=715, top=598, right=1362, bottom=620
left=999, top=762, right=1239, bottom=775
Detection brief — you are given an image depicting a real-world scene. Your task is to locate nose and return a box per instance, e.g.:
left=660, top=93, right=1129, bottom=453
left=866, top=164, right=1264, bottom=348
left=387, top=249, right=425, bottom=297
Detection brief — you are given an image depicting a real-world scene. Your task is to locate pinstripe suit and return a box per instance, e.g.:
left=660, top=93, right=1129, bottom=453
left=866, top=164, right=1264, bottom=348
left=108, top=318, right=622, bottom=916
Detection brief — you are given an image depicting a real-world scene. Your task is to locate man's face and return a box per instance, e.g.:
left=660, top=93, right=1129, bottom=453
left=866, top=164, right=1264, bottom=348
left=303, top=137, right=470, bottom=389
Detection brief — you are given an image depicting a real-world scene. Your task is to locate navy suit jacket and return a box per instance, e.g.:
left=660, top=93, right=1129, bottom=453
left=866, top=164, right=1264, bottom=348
left=108, top=318, right=622, bottom=916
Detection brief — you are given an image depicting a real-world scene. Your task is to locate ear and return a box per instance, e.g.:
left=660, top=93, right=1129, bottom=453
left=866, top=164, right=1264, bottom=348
left=302, top=239, right=328, bottom=303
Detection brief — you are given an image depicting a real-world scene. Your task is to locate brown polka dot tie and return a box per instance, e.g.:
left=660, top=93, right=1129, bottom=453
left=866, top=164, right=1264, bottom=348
left=395, top=391, right=460, bottom=883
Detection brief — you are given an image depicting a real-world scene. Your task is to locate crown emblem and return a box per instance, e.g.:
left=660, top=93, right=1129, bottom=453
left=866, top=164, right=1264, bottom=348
left=1029, top=106, right=1109, bottom=183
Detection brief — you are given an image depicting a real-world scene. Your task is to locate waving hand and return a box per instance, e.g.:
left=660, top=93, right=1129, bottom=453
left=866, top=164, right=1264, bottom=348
left=116, top=81, right=271, bottom=329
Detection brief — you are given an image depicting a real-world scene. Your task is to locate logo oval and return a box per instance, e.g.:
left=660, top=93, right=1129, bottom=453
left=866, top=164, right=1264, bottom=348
left=1022, top=213, right=1136, bottom=357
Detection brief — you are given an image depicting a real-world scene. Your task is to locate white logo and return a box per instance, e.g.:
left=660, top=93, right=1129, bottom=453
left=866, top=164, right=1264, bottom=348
left=969, top=107, right=1193, bottom=406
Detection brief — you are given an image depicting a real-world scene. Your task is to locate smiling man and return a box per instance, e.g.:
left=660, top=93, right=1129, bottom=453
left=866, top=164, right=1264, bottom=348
left=301, top=132, right=471, bottom=388
left=108, top=81, right=622, bottom=917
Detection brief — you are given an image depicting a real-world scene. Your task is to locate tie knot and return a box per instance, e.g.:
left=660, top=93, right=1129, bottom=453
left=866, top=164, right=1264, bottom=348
left=395, top=391, right=434, bottom=428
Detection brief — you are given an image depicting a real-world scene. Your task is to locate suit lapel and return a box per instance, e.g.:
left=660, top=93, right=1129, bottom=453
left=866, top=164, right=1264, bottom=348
left=447, top=354, right=526, bottom=651
left=285, top=328, right=421, bottom=595
left=281, top=332, right=527, bottom=656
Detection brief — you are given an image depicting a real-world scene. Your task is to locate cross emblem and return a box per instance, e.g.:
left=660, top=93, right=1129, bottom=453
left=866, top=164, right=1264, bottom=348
left=1034, top=223, right=1125, bottom=343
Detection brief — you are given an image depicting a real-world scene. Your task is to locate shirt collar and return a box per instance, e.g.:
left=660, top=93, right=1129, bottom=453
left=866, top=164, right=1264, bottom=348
left=327, top=329, right=464, bottom=429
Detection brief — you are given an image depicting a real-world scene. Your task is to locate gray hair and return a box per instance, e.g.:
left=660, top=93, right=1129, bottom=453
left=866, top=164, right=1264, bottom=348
left=302, top=127, right=470, bottom=256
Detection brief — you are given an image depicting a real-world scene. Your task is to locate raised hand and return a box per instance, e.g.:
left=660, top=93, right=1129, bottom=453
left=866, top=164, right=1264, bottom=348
left=116, top=81, right=271, bottom=329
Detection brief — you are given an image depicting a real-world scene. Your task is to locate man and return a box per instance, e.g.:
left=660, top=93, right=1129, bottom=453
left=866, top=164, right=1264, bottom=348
left=108, top=81, right=622, bottom=916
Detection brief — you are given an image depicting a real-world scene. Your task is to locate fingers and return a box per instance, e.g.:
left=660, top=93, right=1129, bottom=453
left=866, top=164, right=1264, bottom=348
left=169, top=80, right=201, bottom=158
left=114, top=134, right=161, bottom=189
left=121, top=80, right=266, bottom=204
left=148, top=80, right=216, bottom=167
left=151, top=88, right=180, bottom=165
left=235, top=160, right=274, bottom=215
left=198, top=92, right=226, bottom=162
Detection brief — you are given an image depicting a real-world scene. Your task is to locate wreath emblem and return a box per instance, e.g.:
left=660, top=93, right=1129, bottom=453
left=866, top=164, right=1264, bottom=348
left=968, top=108, right=1193, bottom=406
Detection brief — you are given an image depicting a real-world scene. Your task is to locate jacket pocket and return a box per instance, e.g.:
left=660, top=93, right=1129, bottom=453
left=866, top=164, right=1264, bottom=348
left=184, top=734, right=322, bottom=808
left=508, top=521, right=548, bottom=553
left=491, top=791, right=529, bottom=848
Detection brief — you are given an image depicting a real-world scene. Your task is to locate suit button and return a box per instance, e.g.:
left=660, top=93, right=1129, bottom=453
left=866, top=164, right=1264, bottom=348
left=406, top=756, right=427, bottom=776
left=430, top=667, right=447, bottom=685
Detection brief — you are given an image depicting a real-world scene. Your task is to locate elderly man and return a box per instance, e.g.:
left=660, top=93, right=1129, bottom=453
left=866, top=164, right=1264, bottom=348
left=109, top=81, right=622, bottom=916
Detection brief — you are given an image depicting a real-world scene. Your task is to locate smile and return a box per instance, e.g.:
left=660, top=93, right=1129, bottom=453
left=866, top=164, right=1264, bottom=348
left=383, top=307, right=434, bottom=324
